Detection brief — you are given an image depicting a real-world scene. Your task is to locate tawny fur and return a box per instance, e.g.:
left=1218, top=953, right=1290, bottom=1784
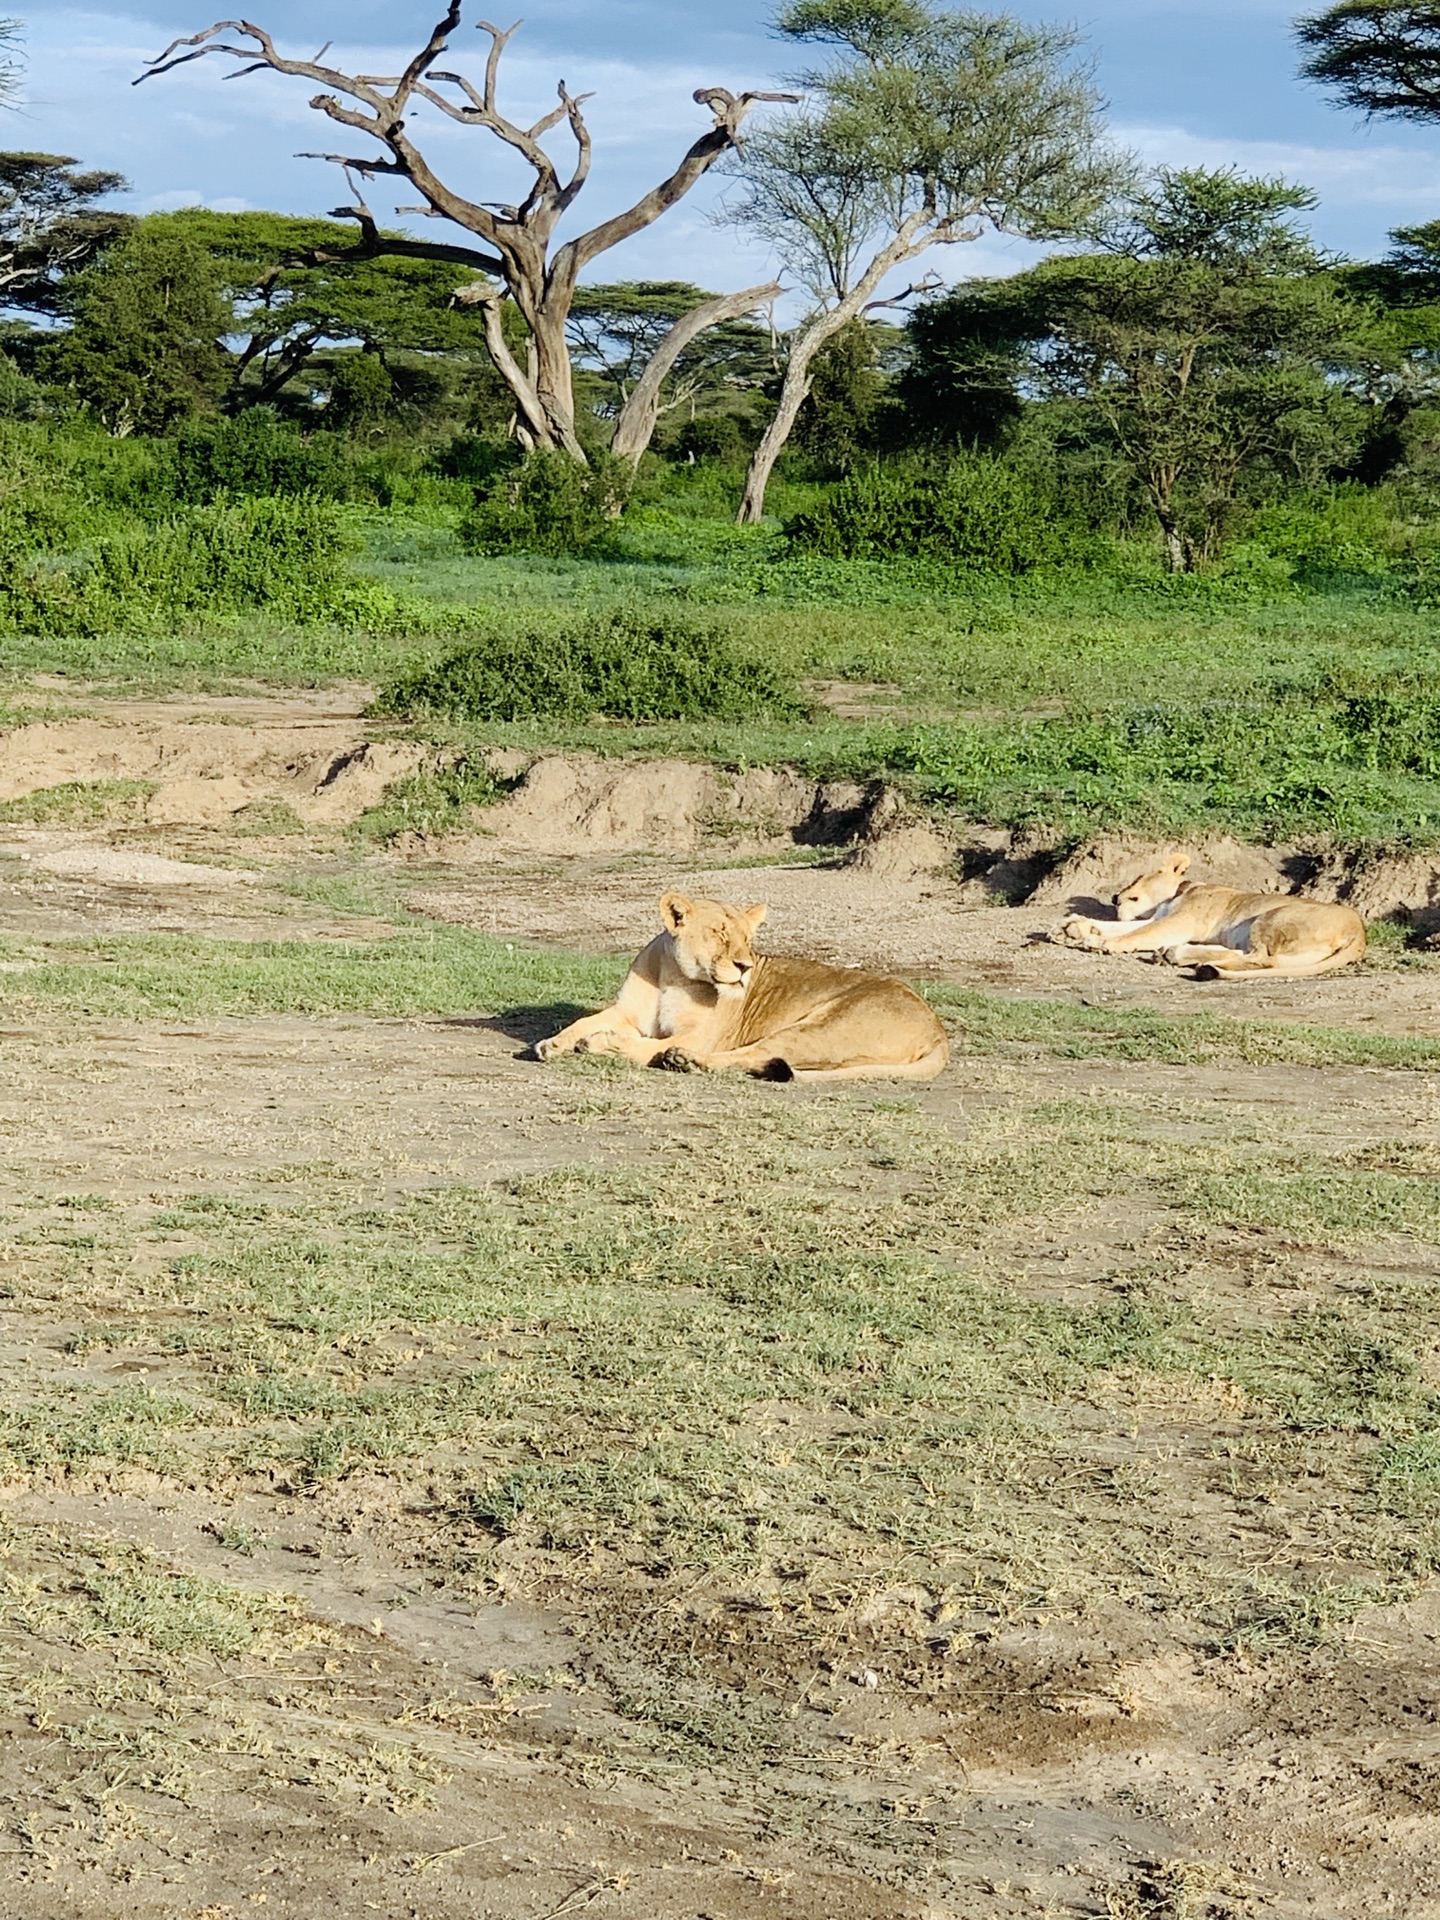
left=536, top=892, right=949, bottom=1079
left=1061, top=863, right=1366, bottom=980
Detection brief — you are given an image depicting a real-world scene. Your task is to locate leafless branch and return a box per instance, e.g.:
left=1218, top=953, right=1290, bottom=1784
left=139, top=8, right=803, bottom=459
left=862, top=271, right=943, bottom=315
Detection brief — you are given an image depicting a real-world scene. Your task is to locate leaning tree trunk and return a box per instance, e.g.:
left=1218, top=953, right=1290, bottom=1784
left=737, top=219, right=928, bottom=524
left=610, top=281, right=781, bottom=466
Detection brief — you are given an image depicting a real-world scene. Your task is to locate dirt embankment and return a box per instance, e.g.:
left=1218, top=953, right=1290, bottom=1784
left=0, top=696, right=425, bottom=828
left=3, top=696, right=1440, bottom=927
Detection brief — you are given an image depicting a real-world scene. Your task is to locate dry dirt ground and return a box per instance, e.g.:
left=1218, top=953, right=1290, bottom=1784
left=1, top=692, right=1440, bottom=1920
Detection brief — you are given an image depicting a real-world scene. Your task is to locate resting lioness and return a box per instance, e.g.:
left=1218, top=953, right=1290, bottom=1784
left=1060, top=856, right=1366, bottom=980
left=535, top=892, right=949, bottom=1080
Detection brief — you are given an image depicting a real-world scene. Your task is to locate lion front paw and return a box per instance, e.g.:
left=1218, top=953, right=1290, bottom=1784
left=1060, top=915, right=1106, bottom=952
left=652, top=1046, right=704, bottom=1074
left=533, top=1035, right=565, bottom=1063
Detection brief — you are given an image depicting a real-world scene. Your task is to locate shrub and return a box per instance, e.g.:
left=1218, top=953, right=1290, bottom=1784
left=168, top=409, right=345, bottom=503
left=0, top=353, right=48, bottom=421
left=375, top=604, right=809, bottom=723
left=673, top=414, right=752, bottom=466
left=0, top=494, right=396, bottom=636
left=460, top=450, right=630, bottom=557
left=785, top=455, right=1079, bottom=570
left=1238, top=491, right=1405, bottom=586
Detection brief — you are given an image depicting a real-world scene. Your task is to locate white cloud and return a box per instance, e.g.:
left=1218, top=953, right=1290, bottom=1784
left=1119, top=124, right=1440, bottom=216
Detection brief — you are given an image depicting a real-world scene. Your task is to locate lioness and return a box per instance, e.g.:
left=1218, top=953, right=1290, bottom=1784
left=1060, top=857, right=1366, bottom=980
left=535, top=892, right=949, bottom=1080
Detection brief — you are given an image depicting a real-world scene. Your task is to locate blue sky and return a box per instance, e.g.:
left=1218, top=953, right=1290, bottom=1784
left=12, top=1, right=1440, bottom=298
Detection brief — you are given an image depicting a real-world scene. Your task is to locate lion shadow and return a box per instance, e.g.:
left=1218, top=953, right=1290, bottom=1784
left=436, top=1003, right=588, bottom=1058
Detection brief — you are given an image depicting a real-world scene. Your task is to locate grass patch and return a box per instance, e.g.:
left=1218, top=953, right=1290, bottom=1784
left=0, top=1523, right=303, bottom=1657
left=0, top=927, right=615, bottom=1022
left=928, top=982, right=1440, bottom=1071
left=1, top=926, right=1436, bottom=1072
left=8, top=1096, right=1440, bottom=1649
left=350, top=756, right=508, bottom=844
left=0, top=778, right=154, bottom=825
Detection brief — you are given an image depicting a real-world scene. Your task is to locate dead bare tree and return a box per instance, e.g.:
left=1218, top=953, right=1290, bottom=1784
left=138, top=8, right=796, bottom=460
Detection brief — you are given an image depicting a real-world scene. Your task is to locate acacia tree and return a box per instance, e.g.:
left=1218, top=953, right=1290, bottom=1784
left=139, top=6, right=793, bottom=461
left=723, top=0, right=1119, bottom=522
left=151, top=209, right=489, bottom=410
left=0, top=152, right=130, bottom=314
left=905, top=170, right=1369, bottom=569
left=52, top=220, right=232, bottom=433
left=1297, top=2, right=1440, bottom=117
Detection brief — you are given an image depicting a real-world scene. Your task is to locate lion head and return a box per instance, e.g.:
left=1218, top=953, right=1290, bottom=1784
left=1113, top=852, right=1191, bottom=922
left=660, top=892, right=767, bottom=990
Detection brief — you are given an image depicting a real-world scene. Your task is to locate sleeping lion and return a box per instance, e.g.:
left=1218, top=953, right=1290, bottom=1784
left=535, top=892, right=949, bottom=1080
left=1060, top=853, right=1366, bottom=980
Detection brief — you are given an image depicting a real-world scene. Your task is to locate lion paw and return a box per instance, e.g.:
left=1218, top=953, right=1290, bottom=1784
left=533, top=1036, right=564, bottom=1063
left=1060, top=915, right=1105, bottom=952
left=652, top=1046, right=703, bottom=1074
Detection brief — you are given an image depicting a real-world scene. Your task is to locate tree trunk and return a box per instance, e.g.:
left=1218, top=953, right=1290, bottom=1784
left=737, top=222, right=927, bottom=524
left=611, top=281, right=781, bottom=467
left=530, top=304, right=586, bottom=458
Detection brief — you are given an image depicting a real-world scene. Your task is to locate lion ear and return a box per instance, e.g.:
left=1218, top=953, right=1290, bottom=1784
left=743, top=903, right=768, bottom=933
left=660, top=892, right=692, bottom=931
left=1171, top=853, right=1193, bottom=873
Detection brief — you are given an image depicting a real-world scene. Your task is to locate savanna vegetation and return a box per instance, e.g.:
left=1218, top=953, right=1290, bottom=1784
left=0, top=0, right=1437, bottom=861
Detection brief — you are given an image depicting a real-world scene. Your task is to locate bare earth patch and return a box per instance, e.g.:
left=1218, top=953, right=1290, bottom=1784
left=3, top=693, right=1440, bottom=1918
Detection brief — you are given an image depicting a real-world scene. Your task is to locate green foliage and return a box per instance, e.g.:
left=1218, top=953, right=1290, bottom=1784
left=738, top=5, right=1120, bottom=304
left=52, top=221, right=232, bottom=434
left=785, top=454, right=1078, bottom=568
left=166, top=408, right=345, bottom=502
left=907, top=169, right=1371, bottom=570
left=901, top=284, right=1026, bottom=448
left=1104, top=166, right=1324, bottom=274
left=0, top=350, right=48, bottom=419
left=1297, top=1, right=1440, bottom=122
left=794, top=319, right=884, bottom=471
left=323, top=351, right=393, bottom=433
left=0, top=494, right=396, bottom=636
left=375, top=604, right=809, bottom=723
left=674, top=414, right=754, bottom=465
left=0, top=151, right=131, bottom=316
left=461, top=450, right=631, bottom=557
left=155, top=209, right=487, bottom=414
left=568, top=281, right=774, bottom=426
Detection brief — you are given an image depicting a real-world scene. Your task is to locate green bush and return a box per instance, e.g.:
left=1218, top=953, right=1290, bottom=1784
left=375, top=604, right=810, bottom=723
left=785, top=455, right=1084, bottom=571
left=460, top=451, right=630, bottom=558
left=1237, top=491, right=1408, bottom=586
left=0, top=353, right=49, bottom=421
left=673, top=414, right=752, bottom=466
left=168, top=409, right=345, bottom=503
left=0, top=494, right=397, bottom=636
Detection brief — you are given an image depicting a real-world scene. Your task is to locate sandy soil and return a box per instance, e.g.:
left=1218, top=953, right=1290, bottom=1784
left=2, top=691, right=1440, bottom=1920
